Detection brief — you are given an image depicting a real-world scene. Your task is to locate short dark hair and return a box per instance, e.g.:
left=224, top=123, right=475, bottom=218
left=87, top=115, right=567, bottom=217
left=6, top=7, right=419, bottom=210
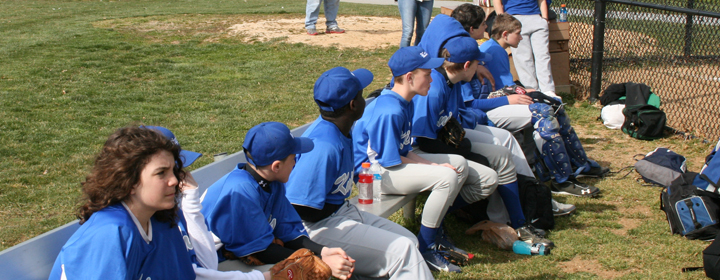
left=491, top=13, right=522, bottom=40
left=451, top=4, right=486, bottom=33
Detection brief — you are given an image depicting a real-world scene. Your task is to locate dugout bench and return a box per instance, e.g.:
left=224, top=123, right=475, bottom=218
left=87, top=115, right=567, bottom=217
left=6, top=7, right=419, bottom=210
left=0, top=120, right=419, bottom=279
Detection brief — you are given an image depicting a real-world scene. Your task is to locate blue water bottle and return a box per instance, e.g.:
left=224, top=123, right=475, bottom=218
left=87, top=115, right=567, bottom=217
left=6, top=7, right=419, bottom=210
left=558, top=4, right=568, bottom=22
left=512, top=240, right=551, bottom=256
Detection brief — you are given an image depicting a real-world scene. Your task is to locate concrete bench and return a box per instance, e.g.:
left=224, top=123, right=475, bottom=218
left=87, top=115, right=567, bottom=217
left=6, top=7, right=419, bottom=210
left=0, top=120, right=418, bottom=279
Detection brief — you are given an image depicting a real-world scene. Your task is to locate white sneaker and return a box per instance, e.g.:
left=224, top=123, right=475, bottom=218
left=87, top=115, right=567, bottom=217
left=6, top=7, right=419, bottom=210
left=552, top=199, right=576, bottom=216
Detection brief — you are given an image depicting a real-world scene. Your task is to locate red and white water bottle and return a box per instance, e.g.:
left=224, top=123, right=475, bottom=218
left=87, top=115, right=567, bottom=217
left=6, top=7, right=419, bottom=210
left=357, top=162, right=373, bottom=204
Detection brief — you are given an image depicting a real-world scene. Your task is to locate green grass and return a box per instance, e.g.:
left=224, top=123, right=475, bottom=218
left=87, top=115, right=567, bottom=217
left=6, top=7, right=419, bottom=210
left=0, top=0, right=716, bottom=279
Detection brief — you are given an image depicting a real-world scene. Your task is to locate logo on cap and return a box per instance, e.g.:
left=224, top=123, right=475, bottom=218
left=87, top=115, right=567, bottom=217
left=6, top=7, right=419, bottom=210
left=420, top=51, right=428, bottom=58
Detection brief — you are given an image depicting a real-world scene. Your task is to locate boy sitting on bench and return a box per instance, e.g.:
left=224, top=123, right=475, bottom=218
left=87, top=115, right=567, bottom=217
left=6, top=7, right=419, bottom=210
left=200, top=122, right=354, bottom=279
left=285, top=66, right=434, bottom=279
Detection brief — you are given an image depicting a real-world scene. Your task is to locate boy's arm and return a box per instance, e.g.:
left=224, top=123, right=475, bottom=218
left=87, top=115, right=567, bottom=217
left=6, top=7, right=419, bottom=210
left=493, top=0, right=504, bottom=14
left=539, top=0, right=549, bottom=20
left=476, top=65, right=495, bottom=89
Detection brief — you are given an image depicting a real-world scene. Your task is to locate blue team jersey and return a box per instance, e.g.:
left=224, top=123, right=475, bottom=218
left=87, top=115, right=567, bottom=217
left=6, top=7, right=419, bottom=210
left=201, top=164, right=307, bottom=260
left=480, top=39, right=515, bottom=91
left=412, top=69, right=463, bottom=139
left=353, top=89, right=414, bottom=173
left=503, top=0, right=541, bottom=15
left=286, top=117, right=355, bottom=209
left=48, top=204, right=195, bottom=280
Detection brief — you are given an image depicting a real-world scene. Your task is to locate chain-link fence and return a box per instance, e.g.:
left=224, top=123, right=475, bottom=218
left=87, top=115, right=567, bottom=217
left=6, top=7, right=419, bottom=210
left=559, top=0, right=720, bottom=141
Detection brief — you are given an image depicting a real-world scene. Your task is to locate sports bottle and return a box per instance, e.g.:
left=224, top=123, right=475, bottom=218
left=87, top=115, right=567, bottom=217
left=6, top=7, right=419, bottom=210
left=358, top=162, right=373, bottom=204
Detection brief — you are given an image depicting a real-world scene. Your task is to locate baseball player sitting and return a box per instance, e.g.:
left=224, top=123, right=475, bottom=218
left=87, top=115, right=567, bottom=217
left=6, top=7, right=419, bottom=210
left=200, top=122, right=355, bottom=279
left=352, top=46, right=492, bottom=273
left=49, top=126, right=196, bottom=280
left=451, top=6, right=607, bottom=198
left=285, top=66, right=434, bottom=279
left=412, top=26, right=554, bottom=247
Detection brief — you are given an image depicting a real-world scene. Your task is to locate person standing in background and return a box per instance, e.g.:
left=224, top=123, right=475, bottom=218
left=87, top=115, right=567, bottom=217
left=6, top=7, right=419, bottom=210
left=306, top=0, right=346, bottom=35
left=493, top=0, right=556, bottom=93
left=398, top=0, right=433, bottom=47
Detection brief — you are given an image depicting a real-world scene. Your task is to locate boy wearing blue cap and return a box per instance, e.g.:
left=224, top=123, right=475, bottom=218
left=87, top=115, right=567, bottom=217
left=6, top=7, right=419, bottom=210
left=352, top=46, right=489, bottom=273
left=463, top=10, right=605, bottom=198
left=141, top=126, right=274, bottom=280
left=413, top=34, right=556, bottom=246
left=286, top=66, right=434, bottom=279
left=201, top=122, right=354, bottom=279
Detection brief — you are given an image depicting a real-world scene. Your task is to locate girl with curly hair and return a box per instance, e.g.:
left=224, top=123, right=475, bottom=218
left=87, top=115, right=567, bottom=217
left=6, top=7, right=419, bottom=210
left=49, top=126, right=195, bottom=279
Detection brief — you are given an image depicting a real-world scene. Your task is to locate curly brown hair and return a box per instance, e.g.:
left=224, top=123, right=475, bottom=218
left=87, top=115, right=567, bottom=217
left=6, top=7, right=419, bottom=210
left=77, top=126, right=186, bottom=225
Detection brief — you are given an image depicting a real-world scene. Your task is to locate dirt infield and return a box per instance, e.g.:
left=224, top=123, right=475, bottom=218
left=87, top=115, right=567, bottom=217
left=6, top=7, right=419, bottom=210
left=226, top=16, right=403, bottom=50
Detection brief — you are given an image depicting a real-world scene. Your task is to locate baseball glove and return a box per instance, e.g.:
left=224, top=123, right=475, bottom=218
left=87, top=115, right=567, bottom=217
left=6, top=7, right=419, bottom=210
left=270, top=248, right=332, bottom=280
left=437, top=116, right=465, bottom=148
left=487, top=85, right=527, bottom=99
left=223, top=238, right=285, bottom=266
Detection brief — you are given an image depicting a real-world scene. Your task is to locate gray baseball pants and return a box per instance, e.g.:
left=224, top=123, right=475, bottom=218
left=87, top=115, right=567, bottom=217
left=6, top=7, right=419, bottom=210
left=511, top=14, right=556, bottom=93
left=302, top=203, right=434, bottom=280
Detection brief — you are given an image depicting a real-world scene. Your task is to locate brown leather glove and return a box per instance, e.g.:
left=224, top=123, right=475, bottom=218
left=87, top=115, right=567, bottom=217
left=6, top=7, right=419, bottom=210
left=270, top=248, right=332, bottom=280
left=437, top=116, right=466, bottom=148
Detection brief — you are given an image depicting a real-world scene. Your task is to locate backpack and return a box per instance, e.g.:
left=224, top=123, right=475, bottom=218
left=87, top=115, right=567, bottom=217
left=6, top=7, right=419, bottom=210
left=634, top=148, right=687, bottom=187
left=517, top=175, right=555, bottom=230
left=693, top=139, right=720, bottom=194
left=453, top=175, right=555, bottom=230
left=620, top=83, right=667, bottom=140
left=622, top=105, right=667, bottom=140
left=660, top=172, right=720, bottom=241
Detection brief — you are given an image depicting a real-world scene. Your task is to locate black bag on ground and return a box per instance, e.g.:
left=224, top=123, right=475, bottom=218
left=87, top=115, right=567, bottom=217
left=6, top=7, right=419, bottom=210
left=705, top=234, right=720, bottom=279
left=660, top=172, right=720, bottom=241
left=518, top=175, right=555, bottom=230
left=620, top=82, right=667, bottom=140
left=623, top=104, right=667, bottom=140
left=453, top=175, right=554, bottom=230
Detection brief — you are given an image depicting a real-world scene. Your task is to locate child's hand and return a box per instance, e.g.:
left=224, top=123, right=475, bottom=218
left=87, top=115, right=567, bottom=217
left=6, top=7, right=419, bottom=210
left=180, top=172, right=198, bottom=192
left=476, top=65, right=496, bottom=90
left=507, top=93, right=533, bottom=105
left=320, top=247, right=355, bottom=279
left=432, top=162, right=460, bottom=173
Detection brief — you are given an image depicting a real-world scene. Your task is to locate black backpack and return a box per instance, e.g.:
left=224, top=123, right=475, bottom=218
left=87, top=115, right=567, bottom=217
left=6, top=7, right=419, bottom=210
left=660, top=172, right=720, bottom=241
left=517, top=175, right=555, bottom=230
left=453, top=175, right=555, bottom=230
left=620, top=83, right=667, bottom=140
left=622, top=104, right=667, bottom=140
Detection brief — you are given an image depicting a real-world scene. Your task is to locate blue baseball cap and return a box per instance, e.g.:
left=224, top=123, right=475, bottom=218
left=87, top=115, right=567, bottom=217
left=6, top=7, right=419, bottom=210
left=445, top=36, right=483, bottom=63
left=314, top=67, right=374, bottom=111
left=142, top=126, right=202, bottom=168
left=388, top=46, right=446, bottom=77
left=242, top=122, right=314, bottom=167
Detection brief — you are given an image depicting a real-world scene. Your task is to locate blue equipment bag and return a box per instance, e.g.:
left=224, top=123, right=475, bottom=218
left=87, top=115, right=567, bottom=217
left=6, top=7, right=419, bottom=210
left=634, top=148, right=686, bottom=187
left=693, top=139, right=720, bottom=194
left=661, top=172, right=720, bottom=241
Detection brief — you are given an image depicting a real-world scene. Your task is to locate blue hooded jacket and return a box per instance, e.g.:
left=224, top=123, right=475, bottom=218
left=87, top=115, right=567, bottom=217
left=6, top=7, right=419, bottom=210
left=413, top=15, right=485, bottom=133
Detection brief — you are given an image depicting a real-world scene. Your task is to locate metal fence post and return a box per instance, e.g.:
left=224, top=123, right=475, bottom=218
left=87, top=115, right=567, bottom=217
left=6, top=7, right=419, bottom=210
left=684, top=0, right=695, bottom=56
left=589, top=0, right=607, bottom=102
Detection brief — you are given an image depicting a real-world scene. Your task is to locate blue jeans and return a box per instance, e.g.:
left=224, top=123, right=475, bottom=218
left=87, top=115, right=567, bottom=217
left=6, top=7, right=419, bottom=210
left=397, top=0, right=433, bottom=47
left=305, top=0, right=340, bottom=29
